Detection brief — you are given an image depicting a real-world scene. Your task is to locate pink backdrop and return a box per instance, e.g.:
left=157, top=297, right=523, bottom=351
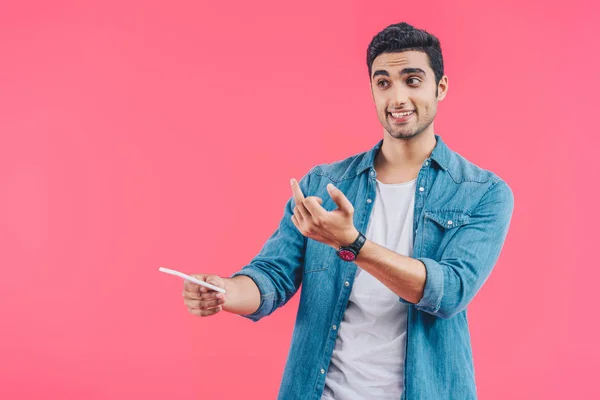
left=1, top=1, right=597, bottom=398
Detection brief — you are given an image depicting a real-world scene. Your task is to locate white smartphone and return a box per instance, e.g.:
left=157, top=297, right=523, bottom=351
left=158, top=267, right=227, bottom=294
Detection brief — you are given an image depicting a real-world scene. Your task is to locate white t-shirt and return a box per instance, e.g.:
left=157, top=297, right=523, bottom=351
left=322, top=178, right=416, bottom=400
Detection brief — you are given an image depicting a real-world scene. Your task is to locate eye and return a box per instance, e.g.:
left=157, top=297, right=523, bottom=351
left=407, top=77, right=421, bottom=85
left=377, top=80, right=389, bottom=88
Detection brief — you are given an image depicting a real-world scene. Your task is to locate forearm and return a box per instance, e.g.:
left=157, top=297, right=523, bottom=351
left=353, top=239, right=427, bottom=304
left=221, top=275, right=262, bottom=315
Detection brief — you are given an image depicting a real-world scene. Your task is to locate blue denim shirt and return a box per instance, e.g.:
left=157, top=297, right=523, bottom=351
left=231, top=135, right=514, bottom=399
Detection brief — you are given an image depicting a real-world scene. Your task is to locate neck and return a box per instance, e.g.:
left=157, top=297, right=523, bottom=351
left=373, top=130, right=436, bottom=183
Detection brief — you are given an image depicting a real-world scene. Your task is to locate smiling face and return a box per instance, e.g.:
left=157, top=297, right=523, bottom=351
left=370, top=50, right=448, bottom=140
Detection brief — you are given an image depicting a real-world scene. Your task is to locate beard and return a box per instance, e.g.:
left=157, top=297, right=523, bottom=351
left=383, top=110, right=435, bottom=141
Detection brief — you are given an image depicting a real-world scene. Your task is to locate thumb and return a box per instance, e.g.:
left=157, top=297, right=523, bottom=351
left=327, top=183, right=353, bottom=214
left=206, top=275, right=223, bottom=287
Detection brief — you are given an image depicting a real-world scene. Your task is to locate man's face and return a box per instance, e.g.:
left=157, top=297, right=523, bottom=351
left=370, top=50, right=448, bottom=140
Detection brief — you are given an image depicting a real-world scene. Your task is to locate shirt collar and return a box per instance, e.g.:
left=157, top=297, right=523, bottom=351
left=356, top=134, right=451, bottom=175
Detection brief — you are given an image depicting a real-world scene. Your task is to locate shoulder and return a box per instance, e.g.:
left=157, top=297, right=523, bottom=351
left=307, top=149, right=372, bottom=183
left=446, top=149, right=500, bottom=184
left=444, top=148, right=514, bottom=211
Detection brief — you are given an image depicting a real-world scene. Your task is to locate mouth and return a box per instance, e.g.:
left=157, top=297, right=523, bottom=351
left=388, top=110, right=415, bottom=123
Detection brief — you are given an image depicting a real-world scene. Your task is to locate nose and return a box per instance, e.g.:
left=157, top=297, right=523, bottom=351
left=391, top=86, right=410, bottom=107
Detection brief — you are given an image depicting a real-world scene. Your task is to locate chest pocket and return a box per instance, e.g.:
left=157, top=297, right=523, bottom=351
left=303, top=239, right=336, bottom=274
left=422, top=209, right=471, bottom=258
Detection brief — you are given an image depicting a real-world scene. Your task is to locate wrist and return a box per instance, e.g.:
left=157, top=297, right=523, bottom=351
left=222, top=277, right=234, bottom=293
left=339, top=228, right=360, bottom=248
left=335, top=229, right=366, bottom=262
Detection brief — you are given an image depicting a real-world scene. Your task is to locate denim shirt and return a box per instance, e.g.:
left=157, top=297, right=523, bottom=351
left=230, top=135, right=514, bottom=400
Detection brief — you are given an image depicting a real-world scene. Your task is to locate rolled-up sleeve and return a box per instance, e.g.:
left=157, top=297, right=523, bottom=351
left=406, top=179, right=515, bottom=319
left=230, top=168, right=315, bottom=322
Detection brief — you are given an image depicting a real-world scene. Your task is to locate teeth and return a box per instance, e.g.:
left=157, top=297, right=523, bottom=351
left=391, top=111, right=413, bottom=118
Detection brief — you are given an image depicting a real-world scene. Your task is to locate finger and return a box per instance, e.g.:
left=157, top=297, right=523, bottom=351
left=326, top=183, right=354, bottom=215
left=183, top=296, right=225, bottom=308
left=200, top=306, right=222, bottom=317
left=205, top=276, right=224, bottom=291
left=184, top=275, right=222, bottom=294
left=183, top=289, right=203, bottom=300
left=184, top=280, right=201, bottom=292
left=294, top=203, right=308, bottom=221
left=184, top=298, right=205, bottom=309
left=184, top=297, right=224, bottom=310
left=303, top=196, right=326, bottom=219
left=188, top=306, right=222, bottom=317
left=188, top=308, right=202, bottom=316
left=290, top=178, right=305, bottom=207
left=184, top=277, right=211, bottom=294
left=184, top=298, right=199, bottom=309
left=183, top=290, right=221, bottom=300
left=201, top=298, right=224, bottom=310
left=198, top=292, right=224, bottom=302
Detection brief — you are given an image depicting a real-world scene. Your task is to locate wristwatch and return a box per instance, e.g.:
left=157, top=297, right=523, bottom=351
left=336, top=231, right=366, bottom=262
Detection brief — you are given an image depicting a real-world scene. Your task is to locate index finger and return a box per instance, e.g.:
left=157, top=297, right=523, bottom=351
left=184, top=280, right=203, bottom=293
left=290, top=178, right=305, bottom=205
left=183, top=289, right=219, bottom=300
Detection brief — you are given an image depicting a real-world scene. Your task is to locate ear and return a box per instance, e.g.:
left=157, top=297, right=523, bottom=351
left=437, top=75, right=449, bottom=101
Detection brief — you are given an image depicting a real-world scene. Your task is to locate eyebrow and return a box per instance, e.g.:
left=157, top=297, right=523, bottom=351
left=372, top=67, right=427, bottom=79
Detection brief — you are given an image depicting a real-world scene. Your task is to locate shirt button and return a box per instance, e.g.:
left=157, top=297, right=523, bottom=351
left=419, top=187, right=425, bottom=192
left=366, top=199, right=372, bottom=203
left=344, top=281, right=350, bottom=287
left=332, top=325, right=337, bottom=330
left=447, top=220, right=453, bottom=226
left=425, top=161, right=429, bottom=166
left=320, top=368, right=325, bottom=374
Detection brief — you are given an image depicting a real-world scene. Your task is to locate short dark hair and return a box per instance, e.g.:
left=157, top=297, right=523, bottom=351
left=366, top=22, right=444, bottom=85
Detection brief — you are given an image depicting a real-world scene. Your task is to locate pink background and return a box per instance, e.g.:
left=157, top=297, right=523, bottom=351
left=0, top=1, right=597, bottom=398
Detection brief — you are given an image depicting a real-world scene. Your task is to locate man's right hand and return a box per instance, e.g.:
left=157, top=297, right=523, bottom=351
left=182, top=274, right=227, bottom=317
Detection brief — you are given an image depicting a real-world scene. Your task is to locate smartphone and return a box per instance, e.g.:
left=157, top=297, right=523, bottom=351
left=158, top=267, right=227, bottom=294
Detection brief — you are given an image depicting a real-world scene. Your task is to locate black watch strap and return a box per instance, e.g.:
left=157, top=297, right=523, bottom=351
left=345, top=231, right=366, bottom=254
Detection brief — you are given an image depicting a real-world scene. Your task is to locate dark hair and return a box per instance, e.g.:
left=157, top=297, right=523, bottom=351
left=366, top=22, right=444, bottom=85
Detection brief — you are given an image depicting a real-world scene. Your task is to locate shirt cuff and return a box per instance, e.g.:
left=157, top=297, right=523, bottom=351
left=398, top=257, right=444, bottom=313
left=230, top=267, right=277, bottom=322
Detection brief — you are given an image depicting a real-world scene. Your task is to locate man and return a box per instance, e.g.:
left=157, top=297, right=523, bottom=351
left=182, top=22, right=514, bottom=399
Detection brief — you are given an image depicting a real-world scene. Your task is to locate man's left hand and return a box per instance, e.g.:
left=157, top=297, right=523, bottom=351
left=290, top=178, right=359, bottom=249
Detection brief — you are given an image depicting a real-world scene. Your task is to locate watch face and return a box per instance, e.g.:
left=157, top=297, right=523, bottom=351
left=338, top=249, right=356, bottom=261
